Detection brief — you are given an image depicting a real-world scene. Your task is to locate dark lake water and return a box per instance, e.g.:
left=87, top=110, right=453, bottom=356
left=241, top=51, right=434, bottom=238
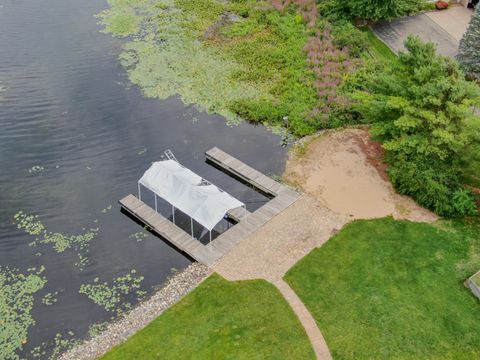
left=0, top=0, right=287, bottom=356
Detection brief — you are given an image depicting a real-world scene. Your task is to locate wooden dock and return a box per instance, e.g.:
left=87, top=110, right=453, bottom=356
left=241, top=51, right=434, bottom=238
left=119, top=148, right=301, bottom=266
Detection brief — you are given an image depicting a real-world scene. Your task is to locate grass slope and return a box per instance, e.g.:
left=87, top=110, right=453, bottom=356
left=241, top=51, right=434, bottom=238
left=285, top=218, right=480, bottom=359
left=101, top=274, right=315, bottom=360
left=362, top=28, right=397, bottom=63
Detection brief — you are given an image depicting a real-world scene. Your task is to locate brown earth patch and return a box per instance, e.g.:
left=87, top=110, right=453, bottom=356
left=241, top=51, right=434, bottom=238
left=284, top=128, right=438, bottom=223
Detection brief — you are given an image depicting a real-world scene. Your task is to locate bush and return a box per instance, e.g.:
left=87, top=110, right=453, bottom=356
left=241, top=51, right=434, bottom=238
left=387, top=154, right=477, bottom=216
left=332, top=22, right=369, bottom=57
left=321, top=0, right=424, bottom=21
left=351, top=36, right=480, bottom=217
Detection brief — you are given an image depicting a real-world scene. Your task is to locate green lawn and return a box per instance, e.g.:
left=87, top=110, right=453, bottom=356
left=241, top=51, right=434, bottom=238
left=362, top=28, right=397, bottom=63
left=285, top=218, right=480, bottom=359
left=102, top=274, right=314, bottom=360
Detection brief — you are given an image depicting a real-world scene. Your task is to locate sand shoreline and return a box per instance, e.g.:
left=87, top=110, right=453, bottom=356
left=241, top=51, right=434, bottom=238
left=284, top=127, right=438, bottom=223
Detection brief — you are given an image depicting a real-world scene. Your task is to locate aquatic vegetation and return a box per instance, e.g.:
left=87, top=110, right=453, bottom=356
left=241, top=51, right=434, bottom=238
left=88, top=322, right=109, bottom=338
left=129, top=231, right=148, bottom=242
left=0, top=266, right=47, bottom=360
left=13, top=211, right=45, bottom=236
left=97, top=0, right=322, bottom=136
left=79, top=270, right=145, bottom=314
left=137, top=147, right=147, bottom=155
left=41, top=291, right=59, bottom=306
left=101, top=204, right=113, bottom=213
left=28, top=165, right=45, bottom=174
left=30, top=331, right=80, bottom=359
left=13, top=211, right=99, bottom=269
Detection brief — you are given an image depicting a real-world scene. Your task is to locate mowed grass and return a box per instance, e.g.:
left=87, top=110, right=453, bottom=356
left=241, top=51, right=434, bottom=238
left=285, top=218, right=480, bottom=359
left=362, top=28, right=397, bottom=63
left=101, top=274, right=314, bottom=360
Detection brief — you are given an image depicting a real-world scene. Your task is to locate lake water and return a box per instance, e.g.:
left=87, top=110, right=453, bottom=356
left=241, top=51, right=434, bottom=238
left=0, top=0, right=287, bottom=356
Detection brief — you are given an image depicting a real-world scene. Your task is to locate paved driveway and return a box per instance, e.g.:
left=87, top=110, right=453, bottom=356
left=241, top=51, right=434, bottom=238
left=373, top=6, right=473, bottom=57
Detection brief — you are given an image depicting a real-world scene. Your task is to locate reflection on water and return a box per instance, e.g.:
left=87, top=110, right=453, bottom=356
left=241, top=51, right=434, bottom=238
left=0, top=0, right=287, bottom=356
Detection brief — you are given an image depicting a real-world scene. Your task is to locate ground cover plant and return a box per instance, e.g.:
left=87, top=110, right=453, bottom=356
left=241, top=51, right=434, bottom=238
left=97, top=0, right=367, bottom=135
left=349, top=36, right=480, bottom=216
left=285, top=217, right=480, bottom=359
left=101, top=274, right=314, bottom=360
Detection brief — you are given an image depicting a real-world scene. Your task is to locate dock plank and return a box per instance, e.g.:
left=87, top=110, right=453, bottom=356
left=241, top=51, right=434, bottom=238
left=119, top=148, right=301, bottom=267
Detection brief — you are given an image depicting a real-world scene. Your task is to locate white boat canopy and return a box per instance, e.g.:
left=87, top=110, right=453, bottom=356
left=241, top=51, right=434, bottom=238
left=138, top=159, right=245, bottom=232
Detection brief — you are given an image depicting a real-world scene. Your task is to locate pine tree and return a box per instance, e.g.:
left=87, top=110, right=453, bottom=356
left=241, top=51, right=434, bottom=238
left=457, top=5, right=480, bottom=80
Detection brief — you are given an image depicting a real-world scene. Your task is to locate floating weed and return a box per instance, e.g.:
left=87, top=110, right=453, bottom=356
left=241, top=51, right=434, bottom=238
left=137, top=147, right=147, bottom=155
left=31, top=331, right=80, bottom=359
left=41, top=291, right=59, bottom=306
left=28, top=165, right=45, bottom=174
left=14, top=211, right=45, bottom=236
left=97, top=0, right=268, bottom=125
left=13, top=211, right=99, bottom=270
left=79, top=270, right=145, bottom=315
left=0, top=266, right=47, bottom=360
left=88, top=321, right=109, bottom=338
left=129, top=231, right=148, bottom=242
left=101, top=205, right=112, bottom=213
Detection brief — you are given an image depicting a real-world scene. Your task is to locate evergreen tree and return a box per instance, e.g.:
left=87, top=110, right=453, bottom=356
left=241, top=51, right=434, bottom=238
left=352, top=36, right=479, bottom=216
left=458, top=5, right=480, bottom=80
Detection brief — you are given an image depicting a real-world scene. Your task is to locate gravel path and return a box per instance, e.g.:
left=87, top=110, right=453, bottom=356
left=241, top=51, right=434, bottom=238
left=213, top=195, right=348, bottom=282
left=59, top=263, right=211, bottom=360
left=213, top=195, right=347, bottom=360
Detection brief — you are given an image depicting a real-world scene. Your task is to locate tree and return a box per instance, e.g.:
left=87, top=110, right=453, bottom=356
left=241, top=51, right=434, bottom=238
left=457, top=5, right=480, bottom=81
left=352, top=36, right=479, bottom=216
left=332, top=0, right=421, bottom=21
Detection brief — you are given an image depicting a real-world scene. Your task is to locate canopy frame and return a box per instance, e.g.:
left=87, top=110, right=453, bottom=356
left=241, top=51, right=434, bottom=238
left=137, top=154, right=246, bottom=250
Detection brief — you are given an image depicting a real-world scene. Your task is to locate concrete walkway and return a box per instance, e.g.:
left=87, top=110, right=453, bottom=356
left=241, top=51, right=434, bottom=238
left=213, top=195, right=348, bottom=359
left=274, top=279, right=333, bottom=360
left=425, top=6, right=473, bottom=42
left=372, top=7, right=472, bottom=57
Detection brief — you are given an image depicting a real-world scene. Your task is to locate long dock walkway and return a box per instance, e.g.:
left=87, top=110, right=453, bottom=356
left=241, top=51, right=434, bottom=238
left=119, top=148, right=301, bottom=266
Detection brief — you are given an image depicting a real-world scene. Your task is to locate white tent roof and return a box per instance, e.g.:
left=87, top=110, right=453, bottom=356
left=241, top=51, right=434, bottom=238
left=139, top=160, right=244, bottom=231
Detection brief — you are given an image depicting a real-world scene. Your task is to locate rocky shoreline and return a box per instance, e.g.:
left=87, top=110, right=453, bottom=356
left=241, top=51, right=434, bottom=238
left=59, top=263, right=211, bottom=360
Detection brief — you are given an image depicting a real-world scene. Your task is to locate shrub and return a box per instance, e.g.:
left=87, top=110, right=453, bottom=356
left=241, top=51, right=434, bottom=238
left=324, top=0, right=424, bottom=21
left=331, top=22, right=369, bottom=57
left=351, top=36, right=480, bottom=217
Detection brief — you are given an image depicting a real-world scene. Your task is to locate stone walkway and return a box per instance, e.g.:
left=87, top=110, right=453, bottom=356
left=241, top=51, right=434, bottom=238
left=274, top=279, right=332, bottom=360
left=213, top=195, right=348, bottom=359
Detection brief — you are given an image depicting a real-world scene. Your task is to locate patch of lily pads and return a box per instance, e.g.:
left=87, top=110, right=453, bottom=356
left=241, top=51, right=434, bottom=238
left=79, top=270, right=146, bottom=315
left=13, top=211, right=99, bottom=269
left=96, top=0, right=315, bottom=133
left=0, top=266, right=47, bottom=360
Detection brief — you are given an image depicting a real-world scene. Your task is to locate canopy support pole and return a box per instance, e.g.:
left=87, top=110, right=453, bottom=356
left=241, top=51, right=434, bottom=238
left=138, top=182, right=141, bottom=201
left=154, top=194, right=157, bottom=212
left=190, top=218, right=194, bottom=239
left=172, top=205, right=175, bottom=225
left=209, top=230, right=212, bottom=252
